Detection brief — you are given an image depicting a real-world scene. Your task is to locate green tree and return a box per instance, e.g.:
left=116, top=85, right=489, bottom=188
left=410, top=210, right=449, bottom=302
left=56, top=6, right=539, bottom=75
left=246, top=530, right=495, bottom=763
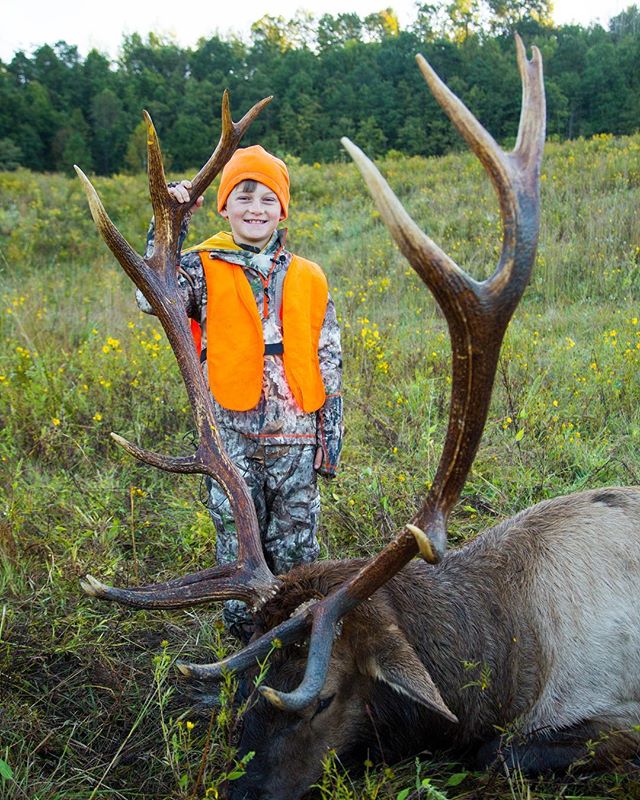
left=166, top=79, right=220, bottom=170
left=317, top=13, right=363, bottom=49
left=0, top=9, right=638, bottom=171
left=609, top=4, right=640, bottom=39
left=397, top=116, right=431, bottom=155
left=486, top=0, right=553, bottom=33
left=19, top=81, right=59, bottom=170
left=82, top=49, right=119, bottom=106
left=251, top=15, right=294, bottom=52
left=189, top=35, right=245, bottom=88
left=124, top=119, right=148, bottom=173
left=363, top=8, right=401, bottom=41
left=445, top=0, right=482, bottom=41
left=31, top=42, right=83, bottom=110
left=282, top=11, right=318, bottom=49
left=91, top=88, right=127, bottom=174
left=119, top=33, right=189, bottom=138
left=411, top=4, right=451, bottom=40
left=0, top=138, right=22, bottom=170
left=581, top=37, right=628, bottom=135
left=546, top=25, right=589, bottom=138
left=52, top=109, right=93, bottom=173
left=355, top=115, right=387, bottom=155
left=0, top=64, right=21, bottom=151
left=613, top=8, right=640, bottom=131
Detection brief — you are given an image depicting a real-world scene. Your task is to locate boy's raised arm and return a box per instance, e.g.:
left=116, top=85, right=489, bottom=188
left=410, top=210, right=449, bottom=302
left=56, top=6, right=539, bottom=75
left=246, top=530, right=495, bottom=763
left=136, top=181, right=203, bottom=318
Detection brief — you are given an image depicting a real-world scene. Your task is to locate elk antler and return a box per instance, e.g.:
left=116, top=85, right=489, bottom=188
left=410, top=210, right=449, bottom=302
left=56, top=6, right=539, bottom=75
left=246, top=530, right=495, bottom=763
left=77, top=92, right=282, bottom=611
left=179, top=35, right=546, bottom=710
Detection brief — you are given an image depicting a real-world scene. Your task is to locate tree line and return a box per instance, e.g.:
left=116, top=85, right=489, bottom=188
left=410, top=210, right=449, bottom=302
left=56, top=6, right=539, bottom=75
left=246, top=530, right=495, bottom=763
left=1, top=3, right=639, bottom=174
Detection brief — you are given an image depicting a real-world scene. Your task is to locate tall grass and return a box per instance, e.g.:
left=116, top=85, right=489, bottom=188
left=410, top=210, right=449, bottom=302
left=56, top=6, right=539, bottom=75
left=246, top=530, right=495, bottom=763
left=0, top=133, right=639, bottom=798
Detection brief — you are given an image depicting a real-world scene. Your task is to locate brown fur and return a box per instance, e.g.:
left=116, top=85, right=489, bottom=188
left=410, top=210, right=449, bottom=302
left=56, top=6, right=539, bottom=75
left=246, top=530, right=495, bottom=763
left=229, top=488, right=640, bottom=800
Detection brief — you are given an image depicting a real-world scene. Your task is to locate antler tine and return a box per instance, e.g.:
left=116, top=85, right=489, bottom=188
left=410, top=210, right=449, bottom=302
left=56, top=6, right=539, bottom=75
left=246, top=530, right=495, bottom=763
left=186, top=37, right=544, bottom=712
left=189, top=93, right=273, bottom=203
left=177, top=527, right=425, bottom=701
left=74, top=166, right=148, bottom=289
left=144, top=111, right=176, bottom=276
left=258, top=599, right=342, bottom=711
left=343, top=38, right=545, bottom=557
left=340, top=138, right=468, bottom=345
left=80, top=566, right=276, bottom=610
left=178, top=610, right=313, bottom=681
left=144, top=93, right=274, bottom=282
left=77, top=93, right=281, bottom=611
left=513, top=36, right=546, bottom=168
left=417, top=34, right=545, bottom=300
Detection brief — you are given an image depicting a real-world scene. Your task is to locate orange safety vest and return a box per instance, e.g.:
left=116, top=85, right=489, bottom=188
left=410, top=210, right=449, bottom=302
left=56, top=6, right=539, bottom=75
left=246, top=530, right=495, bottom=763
left=198, top=250, right=328, bottom=413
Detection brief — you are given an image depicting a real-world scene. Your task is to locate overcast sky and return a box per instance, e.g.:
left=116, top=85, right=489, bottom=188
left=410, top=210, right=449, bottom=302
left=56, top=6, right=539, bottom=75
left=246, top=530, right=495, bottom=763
left=0, top=0, right=632, bottom=63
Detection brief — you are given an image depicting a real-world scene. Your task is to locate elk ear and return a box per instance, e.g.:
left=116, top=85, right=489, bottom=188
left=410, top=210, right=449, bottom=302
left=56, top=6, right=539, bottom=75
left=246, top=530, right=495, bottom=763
left=365, top=627, right=458, bottom=724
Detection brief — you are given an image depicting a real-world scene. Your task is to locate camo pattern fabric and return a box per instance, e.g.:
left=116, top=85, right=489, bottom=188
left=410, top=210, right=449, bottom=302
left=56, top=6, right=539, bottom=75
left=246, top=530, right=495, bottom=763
left=205, top=429, right=320, bottom=635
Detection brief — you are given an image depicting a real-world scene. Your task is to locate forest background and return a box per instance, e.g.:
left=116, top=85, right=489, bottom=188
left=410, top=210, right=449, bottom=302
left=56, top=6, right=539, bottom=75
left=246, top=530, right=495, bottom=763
left=1, top=1, right=640, bottom=175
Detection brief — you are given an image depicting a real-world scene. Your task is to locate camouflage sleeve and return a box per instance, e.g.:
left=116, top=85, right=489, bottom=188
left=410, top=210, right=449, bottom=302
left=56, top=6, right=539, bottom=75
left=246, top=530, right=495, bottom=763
left=135, top=213, right=204, bottom=319
left=316, top=294, right=343, bottom=478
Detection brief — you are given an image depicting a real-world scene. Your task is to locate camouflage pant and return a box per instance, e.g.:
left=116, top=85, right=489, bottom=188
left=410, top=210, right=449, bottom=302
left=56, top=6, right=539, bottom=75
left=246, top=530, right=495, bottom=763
left=205, top=431, right=320, bottom=636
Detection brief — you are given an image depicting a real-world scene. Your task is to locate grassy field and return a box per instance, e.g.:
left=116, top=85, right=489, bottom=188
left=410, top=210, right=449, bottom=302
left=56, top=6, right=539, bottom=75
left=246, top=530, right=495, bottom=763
left=1, top=131, right=640, bottom=799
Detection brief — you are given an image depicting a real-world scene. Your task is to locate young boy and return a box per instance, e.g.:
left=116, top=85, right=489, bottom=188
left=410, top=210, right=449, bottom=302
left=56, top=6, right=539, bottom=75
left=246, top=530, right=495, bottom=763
left=138, top=146, right=343, bottom=640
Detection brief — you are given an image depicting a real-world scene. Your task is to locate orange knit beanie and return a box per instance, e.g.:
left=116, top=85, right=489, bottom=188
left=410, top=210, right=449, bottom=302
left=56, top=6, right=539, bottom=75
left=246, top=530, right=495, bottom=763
left=217, top=145, right=290, bottom=219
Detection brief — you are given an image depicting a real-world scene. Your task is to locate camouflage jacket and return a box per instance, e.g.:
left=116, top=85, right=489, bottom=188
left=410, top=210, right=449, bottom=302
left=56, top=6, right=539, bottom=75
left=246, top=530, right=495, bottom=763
left=138, top=215, right=343, bottom=477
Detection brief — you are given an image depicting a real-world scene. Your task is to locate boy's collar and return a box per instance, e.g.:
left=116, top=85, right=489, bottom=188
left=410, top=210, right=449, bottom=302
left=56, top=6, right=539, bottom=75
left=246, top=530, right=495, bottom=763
left=233, top=228, right=288, bottom=258
left=183, top=228, right=287, bottom=256
left=254, top=228, right=287, bottom=254
left=235, top=241, right=261, bottom=253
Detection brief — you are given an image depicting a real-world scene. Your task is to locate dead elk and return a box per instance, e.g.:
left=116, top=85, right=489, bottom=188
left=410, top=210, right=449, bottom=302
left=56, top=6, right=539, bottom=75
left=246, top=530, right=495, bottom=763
left=227, top=488, right=640, bottom=799
left=77, top=36, right=640, bottom=800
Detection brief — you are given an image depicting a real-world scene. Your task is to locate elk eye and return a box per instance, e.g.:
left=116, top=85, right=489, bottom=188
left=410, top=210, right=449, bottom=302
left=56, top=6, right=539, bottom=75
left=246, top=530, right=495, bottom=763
left=312, top=694, right=335, bottom=719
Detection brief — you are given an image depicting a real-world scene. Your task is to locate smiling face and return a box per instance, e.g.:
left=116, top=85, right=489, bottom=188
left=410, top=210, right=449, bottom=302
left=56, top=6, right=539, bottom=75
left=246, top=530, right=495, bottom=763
left=220, top=180, right=284, bottom=250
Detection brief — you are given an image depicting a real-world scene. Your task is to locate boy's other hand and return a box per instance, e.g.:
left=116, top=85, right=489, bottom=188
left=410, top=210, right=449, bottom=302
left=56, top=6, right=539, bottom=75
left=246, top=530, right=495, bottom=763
left=314, top=446, right=336, bottom=478
left=169, top=179, right=204, bottom=210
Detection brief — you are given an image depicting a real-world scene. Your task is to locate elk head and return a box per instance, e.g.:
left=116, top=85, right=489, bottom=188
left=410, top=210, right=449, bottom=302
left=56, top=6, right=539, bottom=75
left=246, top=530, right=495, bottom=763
left=78, top=35, right=545, bottom=800
left=226, top=559, right=461, bottom=800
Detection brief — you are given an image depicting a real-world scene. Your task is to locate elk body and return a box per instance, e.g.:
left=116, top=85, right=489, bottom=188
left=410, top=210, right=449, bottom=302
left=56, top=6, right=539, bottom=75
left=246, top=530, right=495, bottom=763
left=76, top=35, right=640, bottom=800
left=229, top=488, right=640, bottom=798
